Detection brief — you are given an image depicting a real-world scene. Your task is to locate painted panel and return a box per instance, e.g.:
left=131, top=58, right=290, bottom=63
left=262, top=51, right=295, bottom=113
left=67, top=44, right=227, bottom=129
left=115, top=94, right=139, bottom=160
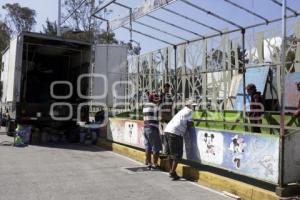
left=108, top=118, right=145, bottom=148
left=231, top=66, right=269, bottom=111
left=184, top=128, right=279, bottom=183
left=6, top=38, right=18, bottom=102
left=1, top=49, right=10, bottom=103
left=108, top=118, right=279, bottom=183
left=284, top=72, right=300, bottom=112
left=196, top=130, right=224, bottom=165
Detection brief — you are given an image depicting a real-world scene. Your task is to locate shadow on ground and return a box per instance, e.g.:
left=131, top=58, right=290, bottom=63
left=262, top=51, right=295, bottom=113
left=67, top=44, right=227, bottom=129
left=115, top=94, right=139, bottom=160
left=35, top=143, right=107, bottom=152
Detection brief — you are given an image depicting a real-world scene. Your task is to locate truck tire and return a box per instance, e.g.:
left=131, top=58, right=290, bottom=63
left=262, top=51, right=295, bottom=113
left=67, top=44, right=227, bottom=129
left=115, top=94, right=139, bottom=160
left=6, top=120, right=15, bottom=137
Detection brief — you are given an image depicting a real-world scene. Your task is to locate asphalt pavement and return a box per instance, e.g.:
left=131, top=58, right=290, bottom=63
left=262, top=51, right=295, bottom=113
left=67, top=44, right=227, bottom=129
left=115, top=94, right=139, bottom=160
left=0, top=134, right=232, bottom=200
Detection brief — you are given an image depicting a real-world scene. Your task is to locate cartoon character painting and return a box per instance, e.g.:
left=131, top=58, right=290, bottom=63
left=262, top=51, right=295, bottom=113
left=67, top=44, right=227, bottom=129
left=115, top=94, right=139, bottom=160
left=197, top=130, right=223, bottom=165
left=229, top=135, right=247, bottom=169
left=125, top=121, right=138, bottom=145
left=204, top=132, right=215, bottom=156
left=258, top=155, right=276, bottom=177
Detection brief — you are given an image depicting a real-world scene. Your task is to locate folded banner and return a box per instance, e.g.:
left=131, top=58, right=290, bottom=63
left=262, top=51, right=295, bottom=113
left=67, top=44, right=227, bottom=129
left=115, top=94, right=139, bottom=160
left=109, top=0, right=177, bottom=30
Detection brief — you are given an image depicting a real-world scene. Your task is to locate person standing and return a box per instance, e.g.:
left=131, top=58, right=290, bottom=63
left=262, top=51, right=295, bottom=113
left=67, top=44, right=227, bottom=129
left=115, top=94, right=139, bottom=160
left=159, top=83, right=173, bottom=122
left=246, top=83, right=264, bottom=133
left=164, top=100, right=195, bottom=180
left=159, top=83, right=173, bottom=154
left=143, top=93, right=162, bottom=170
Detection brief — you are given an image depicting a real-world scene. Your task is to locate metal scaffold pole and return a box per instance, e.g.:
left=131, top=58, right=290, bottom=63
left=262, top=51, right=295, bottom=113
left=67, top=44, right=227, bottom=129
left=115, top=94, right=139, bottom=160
left=279, top=0, right=286, bottom=188
left=174, top=45, right=177, bottom=106
left=57, top=0, right=62, bottom=36
left=241, top=28, right=247, bottom=131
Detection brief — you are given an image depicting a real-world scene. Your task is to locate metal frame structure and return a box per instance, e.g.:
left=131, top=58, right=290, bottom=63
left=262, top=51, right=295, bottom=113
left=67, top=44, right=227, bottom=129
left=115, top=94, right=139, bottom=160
left=90, top=0, right=300, bottom=189
left=53, top=0, right=300, bottom=192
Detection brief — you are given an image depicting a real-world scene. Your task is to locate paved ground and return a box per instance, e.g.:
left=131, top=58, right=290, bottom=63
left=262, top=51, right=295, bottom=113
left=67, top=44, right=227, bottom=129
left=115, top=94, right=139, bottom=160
left=0, top=134, right=232, bottom=200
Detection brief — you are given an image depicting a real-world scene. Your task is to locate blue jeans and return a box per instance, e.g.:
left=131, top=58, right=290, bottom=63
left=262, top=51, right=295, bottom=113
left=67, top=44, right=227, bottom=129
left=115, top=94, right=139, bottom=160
left=144, top=126, right=162, bottom=153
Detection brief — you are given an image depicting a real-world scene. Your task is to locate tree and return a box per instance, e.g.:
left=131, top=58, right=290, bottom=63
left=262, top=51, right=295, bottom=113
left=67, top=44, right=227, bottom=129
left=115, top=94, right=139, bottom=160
left=0, top=21, right=10, bottom=51
left=0, top=20, right=11, bottom=62
left=63, top=30, right=93, bottom=42
left=42, top=18, right=57, bottom=36
left=96, top=31, right=118, bottom=44
left=285, top=35, right=297, bottom=73
left=2, top=3, right=36, bottom=33
left=126, top=40, right=141, bottom=55
left=231, top=45, right=248, bottom=73
left=63, top=0, right=110, bottom=32
left=62, top=0, right=120, bottom=44
left=0, top=20, right=10, bottom=98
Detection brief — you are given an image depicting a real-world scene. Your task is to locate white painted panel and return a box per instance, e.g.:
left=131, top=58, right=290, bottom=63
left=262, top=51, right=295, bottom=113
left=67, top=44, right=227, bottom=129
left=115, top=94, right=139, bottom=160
left=1, top=49, right=9, bottom=103
left=6, top=38, right=18, bottom=103
left=94, top=45, right=127, bottom=107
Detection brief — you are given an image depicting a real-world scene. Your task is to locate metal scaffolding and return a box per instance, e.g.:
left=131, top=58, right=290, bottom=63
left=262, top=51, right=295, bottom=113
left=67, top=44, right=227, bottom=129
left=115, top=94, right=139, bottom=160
left=90, top=0, right=300, bottom=189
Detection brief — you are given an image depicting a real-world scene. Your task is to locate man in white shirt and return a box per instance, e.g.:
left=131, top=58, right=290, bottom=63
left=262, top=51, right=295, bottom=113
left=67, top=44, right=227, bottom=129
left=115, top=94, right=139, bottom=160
left=164, top=100, right=195, bottom=180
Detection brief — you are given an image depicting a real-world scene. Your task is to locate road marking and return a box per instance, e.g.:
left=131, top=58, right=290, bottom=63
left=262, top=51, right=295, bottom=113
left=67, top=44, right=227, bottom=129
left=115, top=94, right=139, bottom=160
left=189, top=182, right=234, bottom=199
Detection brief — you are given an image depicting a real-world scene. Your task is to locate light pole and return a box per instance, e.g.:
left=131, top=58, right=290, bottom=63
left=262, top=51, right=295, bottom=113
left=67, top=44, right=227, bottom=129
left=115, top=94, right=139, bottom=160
left=57, top=0, right=62, bottom=36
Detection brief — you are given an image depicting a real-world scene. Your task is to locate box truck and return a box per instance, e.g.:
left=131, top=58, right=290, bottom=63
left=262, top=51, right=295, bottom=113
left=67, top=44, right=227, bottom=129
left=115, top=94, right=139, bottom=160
left=0, top=32, right=93, bottom=136
left=1, top=32, right=128, bottom=141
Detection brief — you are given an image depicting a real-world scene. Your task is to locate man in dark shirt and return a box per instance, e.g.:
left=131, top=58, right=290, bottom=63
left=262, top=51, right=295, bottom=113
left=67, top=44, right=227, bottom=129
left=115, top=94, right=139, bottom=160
left=246, top=83, right=264, bottom=133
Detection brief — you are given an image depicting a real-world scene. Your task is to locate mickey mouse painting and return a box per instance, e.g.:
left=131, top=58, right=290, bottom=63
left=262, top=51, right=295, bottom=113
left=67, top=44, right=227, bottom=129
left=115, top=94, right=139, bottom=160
left=229, top=135, right=247, bottom=169
left=128, top=123, right=134, bottom=137
left=204, top=132, right=215, bottom=156
left=124, top=122, right=139, bottom=145
left=197, top=130, right=224, bottom=165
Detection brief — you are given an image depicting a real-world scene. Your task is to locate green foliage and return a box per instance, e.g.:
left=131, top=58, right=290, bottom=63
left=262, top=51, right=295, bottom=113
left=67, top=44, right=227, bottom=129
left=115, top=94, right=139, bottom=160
left=2, top=3, right=36, bottom=33
left=96, top=31, right=118, bottom=44
left=62, top=30, right=93, bottom=42
left=63, top=0, right=108, bottom=32
left=285, top=35, right=298, bottom=72
left=61, top=0, right=118, bottom=44
left=42, top=18, right=57, bottom=36
left=231, top=45, right=248, bottom=73
left=0, top=20, right=10, bottom=67
left=0, top=21, right=10, bottom=50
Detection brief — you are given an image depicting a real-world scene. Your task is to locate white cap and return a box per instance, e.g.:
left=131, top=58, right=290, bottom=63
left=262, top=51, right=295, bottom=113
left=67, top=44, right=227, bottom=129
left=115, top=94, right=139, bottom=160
left=185, top=99, right=197, bottom=106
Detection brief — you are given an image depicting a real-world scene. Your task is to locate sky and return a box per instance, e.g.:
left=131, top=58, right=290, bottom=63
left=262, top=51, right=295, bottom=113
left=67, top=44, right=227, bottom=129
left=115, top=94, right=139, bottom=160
left=1, top=0, right=300, bottom=53
left=0, top=0, right=57, bottom=32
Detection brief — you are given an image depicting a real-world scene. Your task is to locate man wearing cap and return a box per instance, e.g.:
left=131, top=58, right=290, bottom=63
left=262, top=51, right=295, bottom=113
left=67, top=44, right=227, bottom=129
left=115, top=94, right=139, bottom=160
left=164, top=100, right=195, bottom=180
left=293, top=82, right=300, bottom=117
left=143, top=93, right=162, bottom=170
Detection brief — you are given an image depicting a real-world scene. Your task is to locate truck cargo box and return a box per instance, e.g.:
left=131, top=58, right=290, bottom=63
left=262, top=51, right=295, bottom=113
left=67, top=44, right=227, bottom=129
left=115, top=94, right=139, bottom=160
left=1, top=32, right=91, bottom=127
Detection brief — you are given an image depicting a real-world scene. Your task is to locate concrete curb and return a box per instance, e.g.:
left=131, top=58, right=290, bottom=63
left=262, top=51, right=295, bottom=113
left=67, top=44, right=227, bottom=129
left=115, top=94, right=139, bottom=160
left=96, top=138, right=279, bottom=200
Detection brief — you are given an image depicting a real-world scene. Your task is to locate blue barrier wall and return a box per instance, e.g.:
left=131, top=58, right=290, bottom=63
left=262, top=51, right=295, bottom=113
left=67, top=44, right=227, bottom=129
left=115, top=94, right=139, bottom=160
left=184, top=128, right=279, bottom=184
left=108, top=118, right=279, bottom=184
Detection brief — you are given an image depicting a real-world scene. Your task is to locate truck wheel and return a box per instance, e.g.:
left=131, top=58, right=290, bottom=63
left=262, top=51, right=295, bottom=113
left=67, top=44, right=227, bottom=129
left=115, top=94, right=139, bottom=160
left=6, top=120, right=15, bottom=137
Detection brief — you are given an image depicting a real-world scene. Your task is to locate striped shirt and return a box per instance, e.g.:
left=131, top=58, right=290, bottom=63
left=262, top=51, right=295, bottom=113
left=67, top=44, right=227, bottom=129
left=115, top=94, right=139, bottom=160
left=143, top=102, right=159, bottom=128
